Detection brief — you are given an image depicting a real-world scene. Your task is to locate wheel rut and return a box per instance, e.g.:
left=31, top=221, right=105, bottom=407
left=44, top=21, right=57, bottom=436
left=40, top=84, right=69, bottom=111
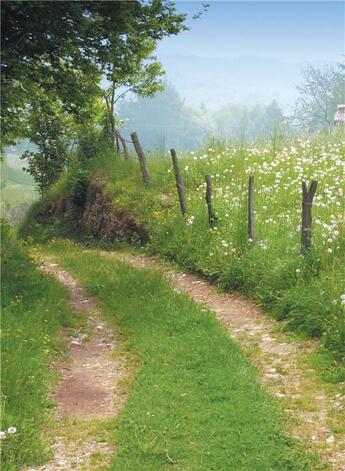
left=24, top=258, right=129, bottom=471
left=99, top=250, right=345, bottom=471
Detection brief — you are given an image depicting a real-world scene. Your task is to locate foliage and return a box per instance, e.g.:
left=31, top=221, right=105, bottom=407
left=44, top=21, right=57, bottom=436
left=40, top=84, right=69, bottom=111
left=1, top=0, right=188, bottom=145
left=20, top=97, right=72, bottom=194
left=213, top=100, right=290, bottom=142
left=294, top=63, right=345, bottom=132
left=119, top=82, right=216, bottom=152
left=0, top=221, right=74, bottom=469
left=47, top=241, right=315, bottom=471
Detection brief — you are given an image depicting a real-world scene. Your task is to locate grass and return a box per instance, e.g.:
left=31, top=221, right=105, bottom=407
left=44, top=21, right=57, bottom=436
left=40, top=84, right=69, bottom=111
left=1, top=156, right=37, bottom=224
left=19, top=131, right=345, bottom=369
left=44, top=239, right=319, bottom=471
left=0, top=222, right=75, bottom=470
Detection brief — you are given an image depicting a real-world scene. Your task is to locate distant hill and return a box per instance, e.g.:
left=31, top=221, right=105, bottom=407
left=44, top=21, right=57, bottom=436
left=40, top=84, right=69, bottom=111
left=158, top=54, right=310, bottom=112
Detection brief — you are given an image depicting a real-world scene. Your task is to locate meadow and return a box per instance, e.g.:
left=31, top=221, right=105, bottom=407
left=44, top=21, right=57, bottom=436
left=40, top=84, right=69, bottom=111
left=98, top=132, right=345, bottom=361
left=20, top=131, right=345, bottom=369
left=5, top=130, right=344, bottom=469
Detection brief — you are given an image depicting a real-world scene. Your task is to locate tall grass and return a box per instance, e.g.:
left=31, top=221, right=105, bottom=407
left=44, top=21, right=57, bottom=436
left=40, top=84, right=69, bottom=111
left=93, top=132, right=345, bottom=365
left=20, top=131, right=345, bottom=366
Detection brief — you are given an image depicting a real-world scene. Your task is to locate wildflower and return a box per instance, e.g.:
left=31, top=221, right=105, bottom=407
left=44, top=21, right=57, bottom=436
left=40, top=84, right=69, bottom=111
left=0, top=432, right=6, bottom=439
left=296, top=268, right=301, bottom=273
left=327, top=248, right=333, bottom=253
left=184, top=165, right=189, bottom=171
left=7, top=427, right=16, bottom=434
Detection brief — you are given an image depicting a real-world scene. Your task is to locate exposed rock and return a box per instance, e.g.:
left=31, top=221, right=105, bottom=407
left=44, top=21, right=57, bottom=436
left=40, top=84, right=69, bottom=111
left=36, top=181, right=148, bottom=245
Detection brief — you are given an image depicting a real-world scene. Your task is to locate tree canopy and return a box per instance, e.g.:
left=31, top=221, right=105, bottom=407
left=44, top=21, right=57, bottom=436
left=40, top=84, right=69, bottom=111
left=294, top=63, right=345, bottom=132
left=119, top=83, right=215, bottom=152
left=1, top=0, right=188, bottom=144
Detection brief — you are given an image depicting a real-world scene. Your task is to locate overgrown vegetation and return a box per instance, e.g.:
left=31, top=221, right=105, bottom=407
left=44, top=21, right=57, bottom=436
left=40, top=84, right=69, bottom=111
left=0, top=222, right=75, bottom=469
left=45, top=240, right=317, bottom=470
left=21, top=130, right=345, bottom=371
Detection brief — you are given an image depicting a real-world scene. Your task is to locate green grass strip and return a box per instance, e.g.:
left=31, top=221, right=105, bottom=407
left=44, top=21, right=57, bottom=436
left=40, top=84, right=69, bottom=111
left=1, top=225, right=75, bottom=470
left=47, top=240, right=318, bottom=471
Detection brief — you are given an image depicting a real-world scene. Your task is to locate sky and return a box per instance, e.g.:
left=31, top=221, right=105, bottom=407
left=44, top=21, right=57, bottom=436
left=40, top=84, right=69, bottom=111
left=157, top=1, right=344, bottom=63
left=153, top=1, right=345, bottom=109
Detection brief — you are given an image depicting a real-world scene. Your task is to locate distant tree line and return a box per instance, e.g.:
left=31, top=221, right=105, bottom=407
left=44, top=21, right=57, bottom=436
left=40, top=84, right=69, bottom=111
left=118, top=85, right=290, bottom=152
left=118, top=61, right=345, bottom=153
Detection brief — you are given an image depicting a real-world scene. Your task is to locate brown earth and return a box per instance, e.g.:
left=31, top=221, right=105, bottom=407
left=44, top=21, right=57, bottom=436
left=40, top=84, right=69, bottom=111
left=24, top=259, right=130, bottom=470
left=34, top=182, right=148, bottom=245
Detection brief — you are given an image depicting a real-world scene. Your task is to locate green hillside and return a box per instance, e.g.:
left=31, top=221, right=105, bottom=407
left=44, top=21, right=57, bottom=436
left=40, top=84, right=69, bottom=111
left=20, top=131, right=345, bottom=367
left=1, top=155, right=37, bottom=222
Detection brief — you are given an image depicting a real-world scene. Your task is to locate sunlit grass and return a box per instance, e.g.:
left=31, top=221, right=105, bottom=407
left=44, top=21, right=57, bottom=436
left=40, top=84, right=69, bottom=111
left=1, top=223, right=75, bottom=469
left=93, top=131, right=345, bottom=365
left=47, top=240, right=319, bottom=471
left=20, top=130, right=345, bottom=367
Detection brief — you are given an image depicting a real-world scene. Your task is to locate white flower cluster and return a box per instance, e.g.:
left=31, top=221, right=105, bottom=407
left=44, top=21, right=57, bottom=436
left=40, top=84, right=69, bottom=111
left=0, top=427, right=16, bottom=439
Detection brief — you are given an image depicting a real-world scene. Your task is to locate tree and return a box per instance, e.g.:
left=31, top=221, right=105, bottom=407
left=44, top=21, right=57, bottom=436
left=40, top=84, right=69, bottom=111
left=213, top=101, right=288, bottom=142
left=103, top=60, right=164, bottom=159
left=294, top=63, right=345, bottom=132
left=20, top=97, right=73, bottom=194
left=1, top=1, right=188, bottom=145
left=119, top=83, right=215, bottom=152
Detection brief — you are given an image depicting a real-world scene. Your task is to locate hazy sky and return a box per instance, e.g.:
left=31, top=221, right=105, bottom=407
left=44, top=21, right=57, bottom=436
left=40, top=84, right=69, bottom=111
left=157, top=1, right=344, bottom=63
left=152, top=1, right=344, bottom=109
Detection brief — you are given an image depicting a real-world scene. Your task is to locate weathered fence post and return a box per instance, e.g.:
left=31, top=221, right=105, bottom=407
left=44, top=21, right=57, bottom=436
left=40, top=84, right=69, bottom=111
left=170, top=148, right=187, bottom=216
left=248, top=175, right=255, bottom=242
left=131, top=132, right=151, bottom=186
left=116, top=130, right=130, bottom=160
left=301, top=180, right=318, bottom=254
left=205, top=175, right=217, bottom=226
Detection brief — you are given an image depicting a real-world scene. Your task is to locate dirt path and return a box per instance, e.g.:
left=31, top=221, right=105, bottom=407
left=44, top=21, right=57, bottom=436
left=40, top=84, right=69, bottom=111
left=25, top=259, right=129, bottom=471
left=100, top=250, right=345, bottom=471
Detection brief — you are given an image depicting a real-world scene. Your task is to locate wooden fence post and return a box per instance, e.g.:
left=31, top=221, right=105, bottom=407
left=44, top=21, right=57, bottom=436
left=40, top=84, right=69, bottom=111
left=205, top=175, right=217, bottom=226
left=170, top=148, right=187, bottom=216
left=248, top=175, right=255, bottom=242
left=131, top=132, right=151, bottom=186
left=301, top=180, right=318, bottom=254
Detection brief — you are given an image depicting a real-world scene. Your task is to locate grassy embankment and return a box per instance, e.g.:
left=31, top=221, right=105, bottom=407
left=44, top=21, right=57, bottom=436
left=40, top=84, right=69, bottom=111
left=43, top=239, right=317, bottom=470
left=20, top=132, right=345, bottom=373
left=1, top=224, right=75, bottom=469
